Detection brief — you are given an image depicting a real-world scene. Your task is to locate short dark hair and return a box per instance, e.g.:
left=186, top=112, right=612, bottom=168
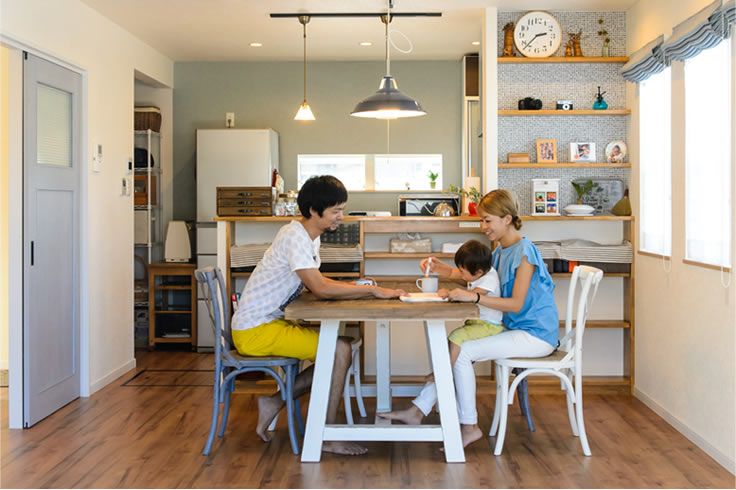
left=454, top=240, right=491, bottom=276
left=298, top=175, right=348, bottom=218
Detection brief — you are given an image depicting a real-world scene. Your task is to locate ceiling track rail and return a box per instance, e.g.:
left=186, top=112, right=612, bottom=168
left=270, top=13, right=442, bottom=19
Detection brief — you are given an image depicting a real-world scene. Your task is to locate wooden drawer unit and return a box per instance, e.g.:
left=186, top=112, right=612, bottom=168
left=217, top=187, right=274, bottom=216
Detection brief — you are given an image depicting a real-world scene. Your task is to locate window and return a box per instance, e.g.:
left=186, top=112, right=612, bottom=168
left=639, top=67, right=672, bottom=257
left=297, top=155, right=366, bottom=190
left=297, top=154, right=443, bottom=191
left=684, top=38, right=732, bottom=268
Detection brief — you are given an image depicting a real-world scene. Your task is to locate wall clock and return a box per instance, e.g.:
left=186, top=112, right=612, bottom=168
left=513, top=11, right=562, bottom=58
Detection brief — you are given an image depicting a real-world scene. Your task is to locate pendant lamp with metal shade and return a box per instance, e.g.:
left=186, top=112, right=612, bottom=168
left=294, top=15, right=315, bottom=121
left=351, top=12, right=426, bottom=119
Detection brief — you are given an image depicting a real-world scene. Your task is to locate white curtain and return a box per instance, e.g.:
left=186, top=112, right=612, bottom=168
left=684, top=39, right=732, bottom=268
left=639, top=68, right=672, bottom=256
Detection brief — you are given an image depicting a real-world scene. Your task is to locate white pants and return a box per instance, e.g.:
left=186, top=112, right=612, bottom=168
left=413, top=329, right=555, bottom=425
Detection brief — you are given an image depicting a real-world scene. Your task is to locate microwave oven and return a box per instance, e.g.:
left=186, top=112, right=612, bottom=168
left=398, top=193, right=460, bottom=216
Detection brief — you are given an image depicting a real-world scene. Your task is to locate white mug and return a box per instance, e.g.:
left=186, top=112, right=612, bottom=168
left=416, top=277, right=438, bottom=293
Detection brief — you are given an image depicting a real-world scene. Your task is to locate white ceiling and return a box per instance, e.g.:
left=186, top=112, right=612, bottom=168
left=80, top=0, right=638, bottom=62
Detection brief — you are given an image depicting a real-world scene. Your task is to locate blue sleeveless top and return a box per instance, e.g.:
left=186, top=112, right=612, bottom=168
left=491, top=237, right=559, bottom=346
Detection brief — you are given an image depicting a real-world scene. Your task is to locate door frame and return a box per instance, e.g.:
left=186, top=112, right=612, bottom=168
left=2, top=35, right=90, bottom=429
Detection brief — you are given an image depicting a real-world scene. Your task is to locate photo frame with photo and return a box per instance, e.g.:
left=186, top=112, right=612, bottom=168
left=531, top=178, right=560, bottom=216
left=570, top=142, right=596, bottom=162
left=605, top=140, right=627, bottom=163
left=536, top=139, right=557, bottom=163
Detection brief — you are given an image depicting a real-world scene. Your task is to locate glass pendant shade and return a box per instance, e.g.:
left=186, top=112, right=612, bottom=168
left=351, top=76, right=426, bottom=119
left=294, top=101, right=315, bottom=120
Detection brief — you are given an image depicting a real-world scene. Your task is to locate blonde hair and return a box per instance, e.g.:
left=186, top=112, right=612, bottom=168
left=478, top=189, right=523, bottom=230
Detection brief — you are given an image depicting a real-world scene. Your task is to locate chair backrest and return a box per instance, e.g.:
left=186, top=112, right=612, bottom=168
left=562, top=265, right=604, bottom=359
left=195, top=266, right=237, bottom=363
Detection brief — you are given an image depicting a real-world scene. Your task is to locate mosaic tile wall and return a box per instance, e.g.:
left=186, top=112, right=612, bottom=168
left=496, top=11, right=629, bottom=216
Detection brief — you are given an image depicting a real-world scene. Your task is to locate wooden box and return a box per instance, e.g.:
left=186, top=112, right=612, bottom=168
left=217, top=187, right=274, bottom=216
left=134, top=175, right=157, bottom=205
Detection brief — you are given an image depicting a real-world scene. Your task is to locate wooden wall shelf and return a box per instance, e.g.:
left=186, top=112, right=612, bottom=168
left=498, top=56, right=629, bottom=63
left=499, top=109, right=631, bottom=116
left=499, top=162, right=632, bottom=168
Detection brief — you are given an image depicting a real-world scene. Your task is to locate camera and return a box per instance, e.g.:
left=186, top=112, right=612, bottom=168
left=556, top=100, right=573, bottom=110
left=518, top=97, right=543, bottom=110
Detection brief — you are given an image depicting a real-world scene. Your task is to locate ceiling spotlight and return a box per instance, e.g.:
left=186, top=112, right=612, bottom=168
left=249, top=42, right=263, bottom=47
left=359, top=41, right=373, bottom=46
left=471, top=41, right=480, bottom=46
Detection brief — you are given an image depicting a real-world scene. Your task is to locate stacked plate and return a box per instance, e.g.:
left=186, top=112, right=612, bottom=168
left=563, top=204, right=595, bottom=216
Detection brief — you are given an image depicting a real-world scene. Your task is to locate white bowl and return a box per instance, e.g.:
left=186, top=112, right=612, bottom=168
left=563, top=204, right=595, bottom=216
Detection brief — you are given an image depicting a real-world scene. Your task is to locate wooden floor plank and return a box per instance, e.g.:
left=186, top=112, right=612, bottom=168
left=1, top=351, right=733, bottom=488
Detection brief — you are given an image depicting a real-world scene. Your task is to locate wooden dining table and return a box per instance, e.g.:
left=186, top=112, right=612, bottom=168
left=284, top=282, right=478, bottom=463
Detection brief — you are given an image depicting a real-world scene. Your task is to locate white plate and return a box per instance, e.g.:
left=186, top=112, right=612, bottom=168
left=399, top=293, right=448, bottom=303
left=566, top=213, right=595, bottom=216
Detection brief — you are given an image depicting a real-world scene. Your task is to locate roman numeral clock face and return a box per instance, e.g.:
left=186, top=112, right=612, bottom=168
left=513, top=11, right=562, bottom=58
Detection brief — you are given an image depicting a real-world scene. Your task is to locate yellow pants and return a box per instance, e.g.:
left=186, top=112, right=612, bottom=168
left=448, top=320, right=504, bottom=346
left=231, top=318, right=320, bottom=361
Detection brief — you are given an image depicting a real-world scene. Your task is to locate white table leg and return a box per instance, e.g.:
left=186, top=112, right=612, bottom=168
left=425, top=319, right=465, bottom=463
left=301, top=319, right=339, bottom=463
left=375, top=320, right=391, bottom=414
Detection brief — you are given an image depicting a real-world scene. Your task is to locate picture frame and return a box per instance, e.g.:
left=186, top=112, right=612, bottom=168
left=570, top=142, right=597, bottom=162
left=536, top=139, right=557, bottom=163
left=531, top=178, right=561, bottom=216
left=605, top=140, right=627, bottom=163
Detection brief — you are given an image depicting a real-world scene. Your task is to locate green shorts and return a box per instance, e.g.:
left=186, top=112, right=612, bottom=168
left=448, top=319, right=504, bottom=346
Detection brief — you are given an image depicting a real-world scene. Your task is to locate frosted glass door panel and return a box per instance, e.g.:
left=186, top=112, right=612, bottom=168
left=37, top=83, right=72, bottom=167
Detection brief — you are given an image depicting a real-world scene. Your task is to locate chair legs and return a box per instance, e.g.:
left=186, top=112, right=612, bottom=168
left=203, top=368, right=223, bottom=455
left=343, top=338, right=366, bottom=424
left=493, top=365, right=510, bottom=455
left=513, top=368, right=535, bottom=432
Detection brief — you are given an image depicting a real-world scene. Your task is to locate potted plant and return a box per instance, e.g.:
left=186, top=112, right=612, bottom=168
left=447, top=184, right=482, bottom=216
left=428, top=171, right=439, bottom=189
left=565, top=180, right=596, bottom=216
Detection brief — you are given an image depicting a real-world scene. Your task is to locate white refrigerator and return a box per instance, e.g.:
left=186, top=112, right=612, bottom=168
left=195, top=128, right=279, bottom=350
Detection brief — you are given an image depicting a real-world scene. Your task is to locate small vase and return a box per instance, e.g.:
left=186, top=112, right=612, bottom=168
left=429, top=181, right=436, bottom=189
left=468, top=202, right=478, bottom=216
left=602, top=44, right=610, bottom=57
left=573, top=40, right=582, bottom=57
left=593, top=98, right=608, bottom=110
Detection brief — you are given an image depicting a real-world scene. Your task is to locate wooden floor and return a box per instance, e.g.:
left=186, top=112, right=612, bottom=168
left=1, top=350, right=733, bottom=489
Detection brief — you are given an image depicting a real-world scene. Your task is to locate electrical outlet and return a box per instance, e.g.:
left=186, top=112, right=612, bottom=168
left=226, top=112, right=235, bottom=128
left=93, top=143, right=103, bottom=172
left=121, top=177, right=128, bottom=196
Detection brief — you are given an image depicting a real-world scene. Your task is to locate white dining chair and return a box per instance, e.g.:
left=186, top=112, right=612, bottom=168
left=343, top=336, right=367, bottom=424
left=490, top=265, right=603, bottom=456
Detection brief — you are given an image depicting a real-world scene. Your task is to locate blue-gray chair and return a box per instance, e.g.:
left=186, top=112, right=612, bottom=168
left=195, top=266, right=303, bottom=455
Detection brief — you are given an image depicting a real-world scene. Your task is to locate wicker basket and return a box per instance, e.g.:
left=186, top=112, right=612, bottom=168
left=134, top=106, right=161, bottom=132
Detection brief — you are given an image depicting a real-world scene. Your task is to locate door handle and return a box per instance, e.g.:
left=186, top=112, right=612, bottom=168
left=31, top=241, right=34, bottom=266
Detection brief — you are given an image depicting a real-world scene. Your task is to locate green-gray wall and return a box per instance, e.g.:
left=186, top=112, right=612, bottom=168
left=173, top=60, right=463, bottom=219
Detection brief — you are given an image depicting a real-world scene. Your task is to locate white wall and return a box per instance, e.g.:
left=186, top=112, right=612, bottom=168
left=627, top=0, right=736, bottom=473
left=0, top=45, right=9, bottom=371
left=0, top=0, right=174, bottom=413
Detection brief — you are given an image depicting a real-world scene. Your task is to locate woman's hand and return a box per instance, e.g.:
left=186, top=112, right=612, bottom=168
left=372, top=286, right=407, bottom=299
left=446, top=288, right=477, bottom=302
left=437, top=288, right=450, bottom=299
left=419, top=257, right=453, bottom=278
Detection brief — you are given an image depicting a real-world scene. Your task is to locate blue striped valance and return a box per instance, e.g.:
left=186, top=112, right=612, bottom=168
left=710, top=0, right=735, bottom=38
left=620, top=35, right=665, bottom=82
left=662, top=0, right=729, bottom=63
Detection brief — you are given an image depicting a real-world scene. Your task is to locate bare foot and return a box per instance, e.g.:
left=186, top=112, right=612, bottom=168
left=461, top=424, right=483, bottom=447
left=424, top=373, right=435, bottom=383
left=255, top=395, right=284, bottom=443
left=376, top=405, right=424, bottom=425
left=322, top=441, right=368, bottom=455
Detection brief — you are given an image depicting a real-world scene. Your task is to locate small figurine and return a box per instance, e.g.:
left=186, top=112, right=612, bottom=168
left=593, top=86, right=608, bottom=110
left=568, top=30, right=583, bottom=56
left=565, top=40, right=573, bottom=57
left=502, top=22, right=515, bottom=57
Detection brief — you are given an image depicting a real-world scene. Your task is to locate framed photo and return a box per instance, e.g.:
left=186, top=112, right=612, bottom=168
left=605, top=140, right=627, bottom=163
left=535, top=139, right=557, bottom=163
left=570, top=142, right=596, bottom=162
left=531, top=178, right=560, bottom=216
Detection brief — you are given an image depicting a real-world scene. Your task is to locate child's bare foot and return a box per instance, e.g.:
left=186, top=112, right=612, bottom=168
left=322, top=442, right=368, bottom=455
left=376, top=405, right=424, bottom=425
left=255, top=395, right=284, bottom=442
left=424, top=373, right=435, bottom=383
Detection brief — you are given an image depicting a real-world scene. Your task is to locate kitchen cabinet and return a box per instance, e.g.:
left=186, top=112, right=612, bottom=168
left=147, top=263, right=197, bottom=350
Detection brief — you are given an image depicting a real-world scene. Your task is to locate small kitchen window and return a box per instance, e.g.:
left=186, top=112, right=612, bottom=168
left=298, top=153, right=443, bottom=192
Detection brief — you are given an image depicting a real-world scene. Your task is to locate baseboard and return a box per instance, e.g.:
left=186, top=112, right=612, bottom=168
left=0, top=360, right=8, bottom=370
left=89, top=358, right=137, bottom=396
left=635, top=388, right=735, bottom=475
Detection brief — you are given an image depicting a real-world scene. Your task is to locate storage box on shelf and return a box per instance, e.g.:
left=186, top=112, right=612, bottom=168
left=147, top=263, right=197, bottom=350
left=214, top=215, right=635, bottom=393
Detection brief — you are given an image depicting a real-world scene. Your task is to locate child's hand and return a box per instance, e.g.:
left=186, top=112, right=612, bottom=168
left=447, top=288, right=476, bottom=302
left=437, top=288, right=450, bottom=299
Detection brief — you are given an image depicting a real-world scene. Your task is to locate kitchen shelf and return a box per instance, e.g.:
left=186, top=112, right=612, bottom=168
left=552, top=272, right=629, bottom=278
left=499, top=109, right=631, bottom=116
left=499, top=162, right=632, bottom=168
left=148, top=263, right=197, bottom=350
left=497, top=56, right=629, bottom=63
left=521, top=215, right=632, bottom=221
left=364, top=252, right=455, bottom=259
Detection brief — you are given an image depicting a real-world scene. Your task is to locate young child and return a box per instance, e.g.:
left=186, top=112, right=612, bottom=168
left=425, top=240, right=503, bottom=382
left=379, top=189, right=559, bottom=449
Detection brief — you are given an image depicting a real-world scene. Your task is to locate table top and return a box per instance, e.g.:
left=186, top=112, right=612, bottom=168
left=284, top=281, right=478, bottom=321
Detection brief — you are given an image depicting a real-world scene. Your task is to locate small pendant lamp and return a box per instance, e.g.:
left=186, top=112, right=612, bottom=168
left=294, top=15, right=315, bottom=121
left=351, top=11, right=426, bottom=119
